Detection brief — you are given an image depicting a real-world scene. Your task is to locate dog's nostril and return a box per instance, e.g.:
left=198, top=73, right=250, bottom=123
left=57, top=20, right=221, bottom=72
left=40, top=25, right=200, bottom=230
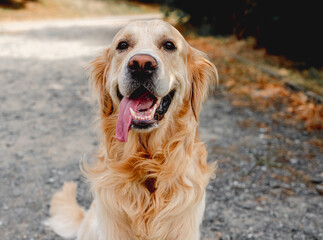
left=144, top=62, right=154, bottom=71
left=129, top=60, right=140, bottom=71
left=128, top=54, right=157, bottom=73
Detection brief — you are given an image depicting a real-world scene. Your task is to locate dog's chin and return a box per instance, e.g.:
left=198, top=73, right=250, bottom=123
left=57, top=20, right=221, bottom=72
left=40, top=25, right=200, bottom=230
left=117, top=87, right=175, bottom=132
left=130, top=122, right=158, bottom=132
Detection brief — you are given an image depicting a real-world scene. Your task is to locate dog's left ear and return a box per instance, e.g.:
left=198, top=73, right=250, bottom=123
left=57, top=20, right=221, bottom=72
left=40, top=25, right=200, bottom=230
left=88, top=47, right=113, bottom=116
left=188, top=47, right=218, bottom=120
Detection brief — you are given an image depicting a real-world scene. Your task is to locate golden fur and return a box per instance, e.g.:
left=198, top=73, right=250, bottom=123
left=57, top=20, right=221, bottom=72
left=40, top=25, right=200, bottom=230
left=49, top=19, right=218, bottom=240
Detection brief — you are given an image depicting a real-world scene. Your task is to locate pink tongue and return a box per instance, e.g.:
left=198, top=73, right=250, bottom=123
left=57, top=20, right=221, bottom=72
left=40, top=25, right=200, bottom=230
left=116, top=97, right=141, bottom=142
left=115, top=92, right=154, bottom=142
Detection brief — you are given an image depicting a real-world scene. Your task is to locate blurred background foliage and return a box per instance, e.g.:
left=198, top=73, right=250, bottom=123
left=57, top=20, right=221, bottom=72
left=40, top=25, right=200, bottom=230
left=1, top=0, right=322, bottom=67
left=0, top=0, right=160, bottom=21
left=131, top=0, right=323, bottom=68
left=0, top=0, right=37, bottom=9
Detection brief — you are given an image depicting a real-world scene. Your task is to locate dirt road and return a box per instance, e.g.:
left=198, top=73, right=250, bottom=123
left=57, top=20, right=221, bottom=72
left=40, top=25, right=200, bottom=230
left=0, top=15, right=322, bottom=240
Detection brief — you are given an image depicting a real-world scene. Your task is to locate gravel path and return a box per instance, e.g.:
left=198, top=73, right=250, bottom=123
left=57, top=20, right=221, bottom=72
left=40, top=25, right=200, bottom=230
left=0, top=16, right=322, bottom=240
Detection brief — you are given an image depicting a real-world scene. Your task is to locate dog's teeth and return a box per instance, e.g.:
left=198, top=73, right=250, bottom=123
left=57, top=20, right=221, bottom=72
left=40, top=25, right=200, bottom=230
left=130, top=98, right=161, bottom=122
left=130, top=107, right=136, bottom=118
left=156, top=98, right=161, bottom=106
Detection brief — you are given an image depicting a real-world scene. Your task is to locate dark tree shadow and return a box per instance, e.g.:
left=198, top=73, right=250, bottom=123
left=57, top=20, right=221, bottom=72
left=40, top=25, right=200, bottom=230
left=0, top=0, right=38, bottom=9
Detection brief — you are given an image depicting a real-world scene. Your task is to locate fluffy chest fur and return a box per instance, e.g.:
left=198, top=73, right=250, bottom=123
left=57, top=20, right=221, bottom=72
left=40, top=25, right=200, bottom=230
left=85, top=124, right=212, bottom=239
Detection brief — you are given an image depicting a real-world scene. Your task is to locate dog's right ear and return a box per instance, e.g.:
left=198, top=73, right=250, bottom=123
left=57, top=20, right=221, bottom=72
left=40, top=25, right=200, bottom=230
left=88, top=47, right=113, bottom=116
left=187, top=47, right=218, bottom=121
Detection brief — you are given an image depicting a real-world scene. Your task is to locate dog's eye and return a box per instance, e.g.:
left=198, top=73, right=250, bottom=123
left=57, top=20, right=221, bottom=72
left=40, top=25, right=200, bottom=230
left=117, top=41, right=129, bottom=50
left=163, top=41, right=176, bottom=51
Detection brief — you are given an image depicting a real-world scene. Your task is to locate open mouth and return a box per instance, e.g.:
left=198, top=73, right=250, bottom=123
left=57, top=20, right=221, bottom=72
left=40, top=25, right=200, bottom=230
left=116, top=86, right=175, bottom=142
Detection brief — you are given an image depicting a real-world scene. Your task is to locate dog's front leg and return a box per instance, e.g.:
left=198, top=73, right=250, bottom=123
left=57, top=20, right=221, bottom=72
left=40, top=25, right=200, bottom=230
left=92, top=200, right=136, bottom=240
left=76, top=203, right=100, bottom=240
left=195, top=193, right=206, bottom=240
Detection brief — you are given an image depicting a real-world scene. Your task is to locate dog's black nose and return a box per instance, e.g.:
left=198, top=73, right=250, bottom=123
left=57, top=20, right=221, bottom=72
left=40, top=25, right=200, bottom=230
left=128, top=54, right=157, bottom=77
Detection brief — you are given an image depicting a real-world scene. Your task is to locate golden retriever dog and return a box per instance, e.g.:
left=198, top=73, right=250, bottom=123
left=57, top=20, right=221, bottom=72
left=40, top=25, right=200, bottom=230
left=49, top=19, right=218, bottom=240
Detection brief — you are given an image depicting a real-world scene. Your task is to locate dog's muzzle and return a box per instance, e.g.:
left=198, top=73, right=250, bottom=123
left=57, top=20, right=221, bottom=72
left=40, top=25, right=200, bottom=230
left=115, top=53, right=174, bottom=142
left=125, top=54, right=159, bottom=96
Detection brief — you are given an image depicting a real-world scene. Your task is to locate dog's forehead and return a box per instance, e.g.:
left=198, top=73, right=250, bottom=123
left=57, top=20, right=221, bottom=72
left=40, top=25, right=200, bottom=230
left=115, top=20, right=185, bottom=44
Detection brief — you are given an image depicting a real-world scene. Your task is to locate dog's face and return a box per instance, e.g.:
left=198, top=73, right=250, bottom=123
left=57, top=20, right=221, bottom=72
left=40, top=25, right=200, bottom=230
left=109, top=20, right=188, bottom=101
left=90, top=20, right=217, bottom=142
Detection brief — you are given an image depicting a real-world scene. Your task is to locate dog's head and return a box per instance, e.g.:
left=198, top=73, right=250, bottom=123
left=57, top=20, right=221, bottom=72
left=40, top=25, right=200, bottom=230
left=90, top=20, right=218, bottom=142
